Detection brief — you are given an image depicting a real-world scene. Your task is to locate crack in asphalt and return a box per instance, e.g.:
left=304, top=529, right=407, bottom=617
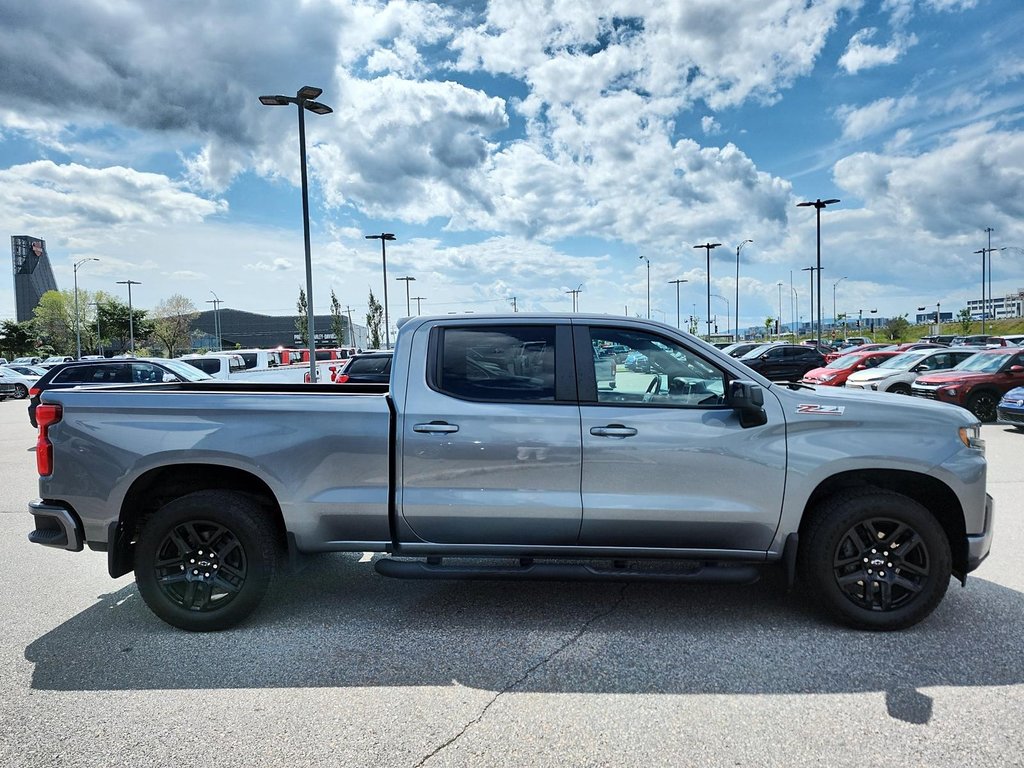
left=413, top=583, right=630, bottom=767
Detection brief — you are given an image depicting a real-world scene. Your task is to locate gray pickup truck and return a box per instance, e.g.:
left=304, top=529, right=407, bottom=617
left=28, top=315, right=993, bottom=632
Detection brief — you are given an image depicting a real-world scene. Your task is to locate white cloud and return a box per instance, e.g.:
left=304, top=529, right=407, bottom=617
left=245, top=258, right=295, bottom=272
left=836, top=96, right=919, bottom=141
left=839, top=28, right=917, bottom=74
left=701, top=116, right=722, bottom=135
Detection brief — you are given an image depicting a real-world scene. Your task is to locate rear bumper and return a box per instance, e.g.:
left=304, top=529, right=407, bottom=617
left=28, top=500, right=84, bottom=552
left=966, top=493, right=995, bottom=573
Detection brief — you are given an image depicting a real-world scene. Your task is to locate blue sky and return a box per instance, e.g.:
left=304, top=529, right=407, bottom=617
left=1, top=0, right=1022, bottom=336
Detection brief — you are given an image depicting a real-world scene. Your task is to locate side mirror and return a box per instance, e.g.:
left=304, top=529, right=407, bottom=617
left=1009, top=365, right=1024, bottom=374
left=760, top=353, right=770, bottom=360
left=729, top=380, right=767, bottom=428
left=854, top=364, right=866, bottom=370
left=162, top=373, right=177, bottom=383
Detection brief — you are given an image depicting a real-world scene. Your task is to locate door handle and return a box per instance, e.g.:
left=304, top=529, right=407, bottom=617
left=413, top=421, right=459, bottom=434
left=590, top=424, right=638, bottom=438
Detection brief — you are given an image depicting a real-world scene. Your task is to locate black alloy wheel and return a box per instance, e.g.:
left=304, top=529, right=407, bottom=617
left=967, top=391, right=999, bottom=423
left=798, top=489, right=951, bottom=630
left=135, top=490, right=277, bottom=631
left=887, top=383, right=911, bottom=395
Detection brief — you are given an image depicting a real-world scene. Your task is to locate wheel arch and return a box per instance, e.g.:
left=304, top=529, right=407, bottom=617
left=108, top=464, right=286, bottom=578
left=798, top=469, right=968, bottom=581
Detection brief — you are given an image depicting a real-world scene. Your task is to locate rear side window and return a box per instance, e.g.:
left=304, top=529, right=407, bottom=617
left=436, top=326, right=556, bottom=402
left=347, top=356, right=391, bottom=374
left=183, top=358, right=220, bottom=375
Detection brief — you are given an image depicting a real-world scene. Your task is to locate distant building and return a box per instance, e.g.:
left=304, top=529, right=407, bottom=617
left=966, top=291, right=1024, bottom=320
left=190, top=308, right=367, bottom=351
left=12, top=235, right=58, bottom=322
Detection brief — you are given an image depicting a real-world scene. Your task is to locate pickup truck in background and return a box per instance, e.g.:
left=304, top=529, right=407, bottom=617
left=28, top=315, right=992, bottom=632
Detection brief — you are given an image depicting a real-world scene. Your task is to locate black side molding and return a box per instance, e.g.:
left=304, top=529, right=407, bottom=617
left=375, top=557, right=760, bottom=584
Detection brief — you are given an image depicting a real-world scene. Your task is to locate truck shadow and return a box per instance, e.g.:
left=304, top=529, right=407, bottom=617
left=24, top=553, right=1024, bottom=724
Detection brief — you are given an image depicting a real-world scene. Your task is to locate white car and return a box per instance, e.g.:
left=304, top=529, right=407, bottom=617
left=0, top=364, right=44, bottom=399
left=845, top=348, right=977, bottom=394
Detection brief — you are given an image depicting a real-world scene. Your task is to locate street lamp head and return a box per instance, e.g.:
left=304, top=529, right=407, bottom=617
left=396, top=276, right=416, bottom=282
left=797, top=198, right=841, bottom=208
left=259, top=95, right=290, bottom=106
left=693, top=243, right=722, bottom=249
left=297, top=85, right=323, bottom=101
left=304, top=101, right=333, bottom=115
left=366, top=233, right=397, bottom=241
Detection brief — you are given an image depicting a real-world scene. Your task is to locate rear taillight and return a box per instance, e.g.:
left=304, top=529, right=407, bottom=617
left=336, top=374, right=350, bottom=383
left=29, top=387, right=41, bottom=398
left=36, top=403, right=62, bottom=477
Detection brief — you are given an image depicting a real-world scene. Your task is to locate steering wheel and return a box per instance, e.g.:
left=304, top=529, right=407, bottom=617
left=643, top=375, right=661, bottom=402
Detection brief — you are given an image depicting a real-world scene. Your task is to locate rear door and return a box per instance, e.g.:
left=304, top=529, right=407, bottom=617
left=398, top=321, right=583, bottom=545
left=576, top=323, right=787, bottom=552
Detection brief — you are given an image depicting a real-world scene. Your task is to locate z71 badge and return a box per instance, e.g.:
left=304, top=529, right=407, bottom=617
left=797, top=404, right=846, bottom=415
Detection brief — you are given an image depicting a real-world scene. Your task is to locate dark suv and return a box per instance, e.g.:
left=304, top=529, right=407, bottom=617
left=737, top=343, right=826, bottom=381
left=28, top=358, right=212, bottom=427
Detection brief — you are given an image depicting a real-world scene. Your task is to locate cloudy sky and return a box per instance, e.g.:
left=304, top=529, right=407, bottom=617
left=2, top=0, right=1022, bottom=336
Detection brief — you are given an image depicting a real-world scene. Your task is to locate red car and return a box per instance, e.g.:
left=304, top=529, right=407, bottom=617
left=824, top=342, right=891, bottom=363
left=800, top=350, right=901, bottom=387
left=911, top=348, right=1024, bottom=422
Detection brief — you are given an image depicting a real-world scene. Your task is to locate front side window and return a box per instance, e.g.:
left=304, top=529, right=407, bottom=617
left=437, top=326, right=556, bottom=401
left=587, top=328, right=726, bottom=407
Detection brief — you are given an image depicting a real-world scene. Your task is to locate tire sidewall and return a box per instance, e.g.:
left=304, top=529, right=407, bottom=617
left=800, top=491, right=952, bottom=631
left=135, top=490, right=276, bottom=631
left=968, top=391, right=997, bottom=422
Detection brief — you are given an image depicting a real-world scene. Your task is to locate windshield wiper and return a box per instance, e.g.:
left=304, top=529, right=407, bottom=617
left=775, top=380, right=815, bottom=390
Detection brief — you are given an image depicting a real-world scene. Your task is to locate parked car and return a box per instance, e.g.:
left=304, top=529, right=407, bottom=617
left=28, top=358, right=213, bottom=427
left=825, top=343, right=891, bottom=363
left=996, top=386, right=1024, bottom=431
left=39, top=356, right=75, bottom=369
left=11, top=356, right=42, bottom=366
left=178, top=353, right=247, bottom=379
left=623, top=350, right=652, bottom=372
left=911, top=348, right=1024, bottom=422
left=331, top=351, right=394, bottom=384
left=880, top=342, right=946, bottom=353
left=985, top=336, right=1024, bottom=348
left=950, top=334, right=992, bottom=347
left=0, top=380, right=16, bottom=400
left=800, top=350, right=901, bottom=387
left=845, top=348, right=979, bottom=394
left=0, top=365, right=44, bottom=400
left=736, top=343, right=825, bottom=381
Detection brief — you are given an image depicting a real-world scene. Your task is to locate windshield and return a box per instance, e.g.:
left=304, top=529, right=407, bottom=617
left=159, top=359, right=214, bottom=381
left=952, top=352, right=1010, bottom=373
left=825, top=353, right=863, bottom=369
left=877, top=351, right=929, bottom=370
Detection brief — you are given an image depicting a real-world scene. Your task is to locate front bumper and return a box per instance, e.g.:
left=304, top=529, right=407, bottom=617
left=996, top=405, right=1024, bottom=427
left=28, top=500, right=84, bottom=552
left=966, top=493, right=995, bottom=573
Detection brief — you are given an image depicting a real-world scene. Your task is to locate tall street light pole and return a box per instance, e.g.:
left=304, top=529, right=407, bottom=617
left=259, top=85, right=333, bottom=383
left=796, top=198, right=840, bottom=344
left=973, top=247, right=988, bottom=333
left=734, top=239, right=752, bottom=342
left=777, top=282, right=784, bottom=340
left=566, top=284, right=583, bottom=311
left=638, top=255, right=650, bottom=318
left=90, top=301, right=102, bottom=356
left=693, top=242, right=722, bottom=339
left=396, top=276, right=416, bottom=317
left=801, top=266, right=818, bottom=339
left=73, top=257, right=98, bottom=359
left=207, top=291, right=223, bottom=352
left=668, top=279, right=688, bottom=329
left=413, top=296, right=426, bottom=315
left=366, top=233, right=397, bottom=348
left=116, top=280, right=141, bottom=355
left=710, top=294, right=730, bottom=335
left=832, top=276, right=847, bottom=340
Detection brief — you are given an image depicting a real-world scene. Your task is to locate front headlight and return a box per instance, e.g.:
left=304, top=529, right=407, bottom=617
left=943, top=387, right=958, bottom=396
left=821, top=373, right=837, bottom=382
left=959, top=425, right=985, bottom=452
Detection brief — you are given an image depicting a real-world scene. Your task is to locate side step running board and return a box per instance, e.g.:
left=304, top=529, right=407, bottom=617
left=374, top=558, right=760, bottom=584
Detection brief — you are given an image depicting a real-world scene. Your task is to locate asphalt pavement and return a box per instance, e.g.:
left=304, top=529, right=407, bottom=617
left=0, top=397, right=1022, bottom=767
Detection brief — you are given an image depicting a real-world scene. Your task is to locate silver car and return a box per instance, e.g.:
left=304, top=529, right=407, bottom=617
left=845, top=348, right=978, bottom=394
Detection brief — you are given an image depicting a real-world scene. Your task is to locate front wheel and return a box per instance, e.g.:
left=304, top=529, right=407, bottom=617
left=886, top=383, right=911, bottom=395
left=967, top=391, right=999, bottom=423
left=798, top=489, right=951, bottom=630
left=134, top=490, right=278, bottom=631
left=13, top=383, right=28, bottom=399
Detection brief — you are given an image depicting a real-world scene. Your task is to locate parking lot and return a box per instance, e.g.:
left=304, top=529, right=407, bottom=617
left=1, top=397, right=1022, bottom=767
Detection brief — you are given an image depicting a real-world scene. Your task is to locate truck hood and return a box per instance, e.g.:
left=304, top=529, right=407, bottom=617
left=771, top=381, right=978, bottom=427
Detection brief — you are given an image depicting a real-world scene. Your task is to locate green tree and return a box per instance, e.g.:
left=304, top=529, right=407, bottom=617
left=366, top=290, right=383, bottom=349
left=330, top=289, right=346, bottom=346
left=32, top=290, right=76, bottom=354
left=0, top=320, right=37, bottom=358
left=884, top=314, right=910, bottom=342
left=765, top=317, right=774, bottom=338
left=957, top=308, right=973, bottom=334
left=152, top=294, right=199, bottom=357
left=98, top=298, right=154, bottom=355
left=295, top=288, right=308, bottom=347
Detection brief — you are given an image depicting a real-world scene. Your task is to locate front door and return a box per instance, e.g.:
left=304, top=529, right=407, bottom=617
left=578, top=325, right=787, bottom=552
left=399, top=322, right=583, bottom=545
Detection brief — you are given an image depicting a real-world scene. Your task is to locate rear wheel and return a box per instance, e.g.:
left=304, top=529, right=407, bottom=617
left=966, top=391, right=999, bottom=422
left=134, top=490, right=277, bottom=631
left=13, top=383, right=28, bottom=399
left=798, top=489, right=951, bottom=630
left=886, top=383, right=911, bottom=395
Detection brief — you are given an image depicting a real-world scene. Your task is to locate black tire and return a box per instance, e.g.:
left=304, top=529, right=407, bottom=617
left=134, top=490, right=278, bottom=631
left=13, top=383, right=28, bottom=399
left=886, top=383, right=911, bottom=395
left=966, top=391, right=999, bottom=423
left=798, top=488, right=951, bottom=631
